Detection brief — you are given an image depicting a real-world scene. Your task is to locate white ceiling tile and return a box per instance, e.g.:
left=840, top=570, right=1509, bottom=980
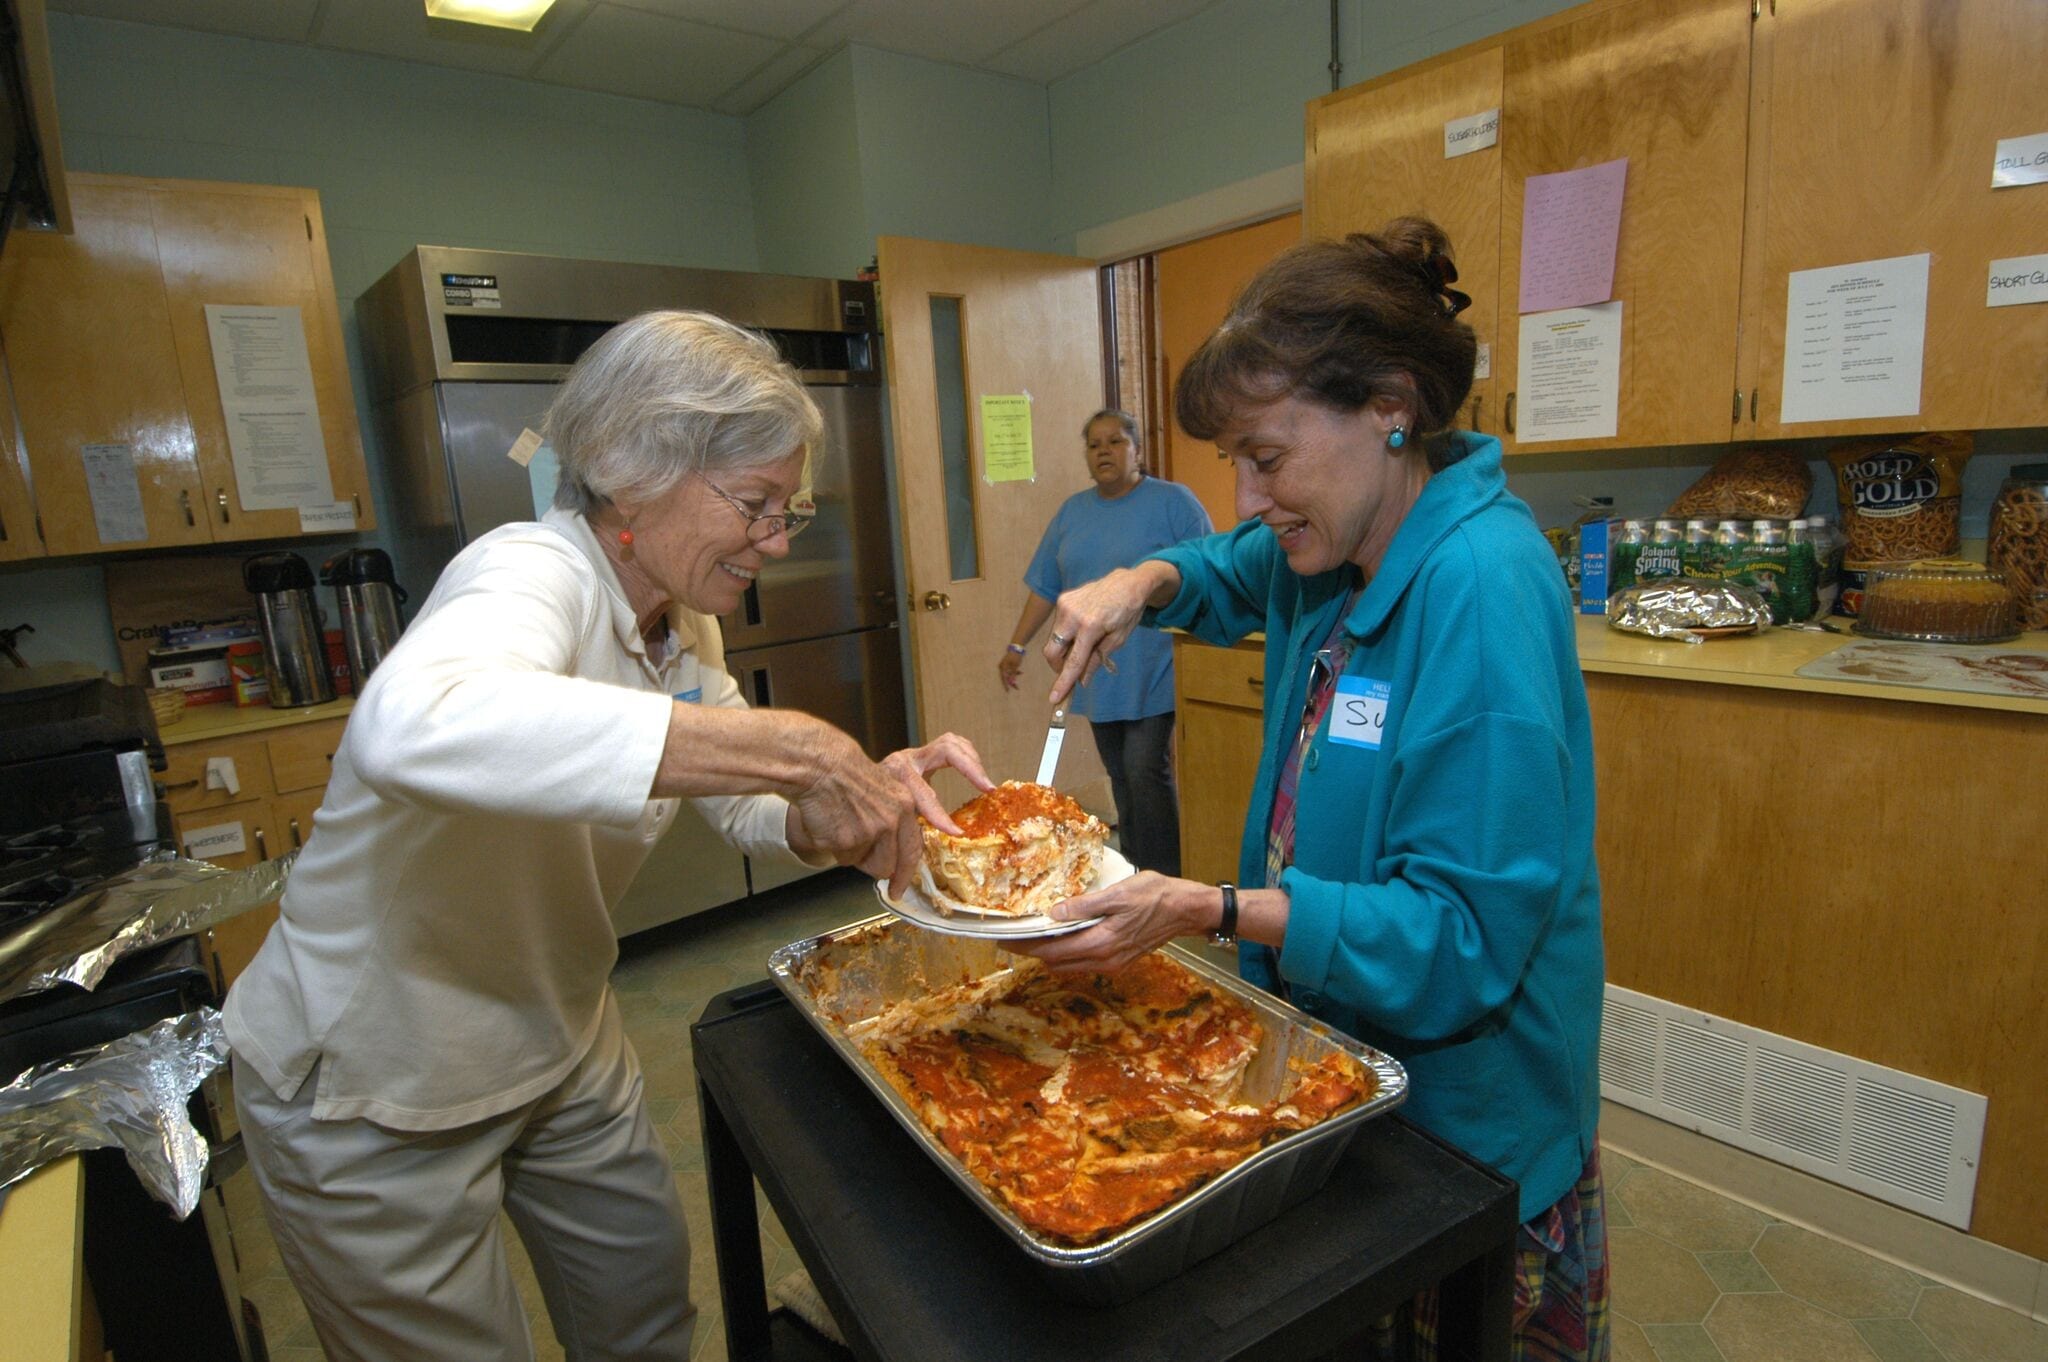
left=313, top=0, right=590, bottom=78
left=806, top=0, right=1089, bottom=66
left=535, top=4, right=783, bottom=106
left=601, top=0, right=848, bottom=43
left=51, top=0, right=321, bottom=44
left=981, top=0, right=1222, bottom=83
left=709, top=44, right=830, bottom=115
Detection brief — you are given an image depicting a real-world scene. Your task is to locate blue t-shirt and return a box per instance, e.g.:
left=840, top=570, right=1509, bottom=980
left=1023, top=476, right=1214, bottom=721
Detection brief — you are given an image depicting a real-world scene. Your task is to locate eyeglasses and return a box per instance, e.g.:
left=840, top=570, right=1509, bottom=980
left=696, top=473, right=815, bottom=543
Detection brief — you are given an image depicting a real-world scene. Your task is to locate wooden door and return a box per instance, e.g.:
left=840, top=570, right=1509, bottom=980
left=877, top=236, right=1110, bottom=811
left=151, top=180, right=376, bottom=538
left=1739, top=0, right=2048, bottom=438
left=0, top=351, right=43, bottom=561
left=1155, top=213, right=1302, bottom=530
left=0, top=178, right=211, bottom=555
left=1497, top=0, right=1751, bottom=453
left=1308, top=47, right=1503, bottom=438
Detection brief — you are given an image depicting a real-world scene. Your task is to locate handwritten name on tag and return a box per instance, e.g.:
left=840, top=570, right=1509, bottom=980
left=1328, top=676, right=1391, bottom=750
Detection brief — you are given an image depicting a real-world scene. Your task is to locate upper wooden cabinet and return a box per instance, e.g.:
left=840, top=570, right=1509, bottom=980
left=1308, top=47, right=1504, bottom=437
left=1306, top=0, right=2048, bottom=454
left=0, top=350, right=45, bottom=562
left=0, top=174, right=375, bottom=557
left=1736, top=0, right=2048, bottom=439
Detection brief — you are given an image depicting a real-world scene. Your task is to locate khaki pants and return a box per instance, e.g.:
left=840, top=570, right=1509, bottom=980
left=232, top=994, right=693, bottom=1362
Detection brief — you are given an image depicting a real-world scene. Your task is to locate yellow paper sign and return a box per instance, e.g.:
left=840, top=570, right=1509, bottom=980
left=980, top=394, right=1035, bottom=483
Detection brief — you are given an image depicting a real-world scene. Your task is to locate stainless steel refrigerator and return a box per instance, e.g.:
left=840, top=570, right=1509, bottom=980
left=358, top=247, right=908, bottom=931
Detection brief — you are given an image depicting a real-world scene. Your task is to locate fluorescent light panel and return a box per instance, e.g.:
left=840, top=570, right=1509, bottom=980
left=424, top=0, right=557, bottom=32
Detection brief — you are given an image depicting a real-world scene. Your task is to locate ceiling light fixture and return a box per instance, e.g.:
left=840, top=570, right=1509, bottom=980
left=423, top=0, right=558, bottom=32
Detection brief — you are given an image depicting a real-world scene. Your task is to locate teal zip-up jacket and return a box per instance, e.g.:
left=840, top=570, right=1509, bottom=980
left=1146, top=434, right=1602, bottom=1220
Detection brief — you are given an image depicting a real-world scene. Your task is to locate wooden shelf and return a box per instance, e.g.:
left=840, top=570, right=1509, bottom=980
left=157, top=696, right=353, bottom=747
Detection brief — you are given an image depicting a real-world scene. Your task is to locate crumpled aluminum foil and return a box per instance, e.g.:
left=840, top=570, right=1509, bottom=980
left=0, top=1009, right=227, bottom=1218
left=1607, top=577, right=1774, bottom=643
left=0, top=852, right=295, bottom=1007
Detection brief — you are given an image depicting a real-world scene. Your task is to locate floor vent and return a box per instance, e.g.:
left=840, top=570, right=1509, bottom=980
left=1600, top=985, right=1986, bottom=1229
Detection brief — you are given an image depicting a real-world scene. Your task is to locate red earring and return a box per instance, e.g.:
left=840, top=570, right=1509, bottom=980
left=618, top=528, right=635, bottom=547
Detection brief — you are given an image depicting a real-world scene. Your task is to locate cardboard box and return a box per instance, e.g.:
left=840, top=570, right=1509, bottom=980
left=1577, top=519, right=1615, bottom=615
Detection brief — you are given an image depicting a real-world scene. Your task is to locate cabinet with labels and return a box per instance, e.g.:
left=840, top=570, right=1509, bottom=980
left=0, top=174, right=375, bottom=557
left=162, top=711, right=347, bottom=987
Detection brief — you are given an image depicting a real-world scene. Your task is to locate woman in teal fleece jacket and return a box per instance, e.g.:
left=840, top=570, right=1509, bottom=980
left=1023, top=219, right=1608, bottom=1360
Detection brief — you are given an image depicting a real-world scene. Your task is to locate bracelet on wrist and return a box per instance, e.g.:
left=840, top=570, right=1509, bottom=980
left=1005, top=643, right=1027, bottom=656
left=1209, top=882, right=1238, bottom=947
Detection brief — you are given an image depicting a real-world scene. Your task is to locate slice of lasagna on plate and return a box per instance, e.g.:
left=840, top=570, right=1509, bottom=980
left=920, top=780, right=1107, bottom=918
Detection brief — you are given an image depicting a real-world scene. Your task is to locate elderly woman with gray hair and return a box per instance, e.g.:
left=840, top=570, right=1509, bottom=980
left=223, top=311, right=990, bottom=1361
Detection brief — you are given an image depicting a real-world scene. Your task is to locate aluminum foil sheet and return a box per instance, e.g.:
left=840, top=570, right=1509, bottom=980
left=0, top=1008, right=227, bottom=1218
left=0, top=852, right=295, bottom=1007
left=769, top=915, right=1408, bottom=1305
left=1607, top=577, right=1774, bottom=643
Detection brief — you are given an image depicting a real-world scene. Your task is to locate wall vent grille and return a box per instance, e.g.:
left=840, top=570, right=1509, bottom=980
left=1599, top=985, right=1985, bottom=1229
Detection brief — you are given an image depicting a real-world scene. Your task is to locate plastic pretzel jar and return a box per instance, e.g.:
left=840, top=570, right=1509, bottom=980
left=1987, top=463, right=2048, bottom=631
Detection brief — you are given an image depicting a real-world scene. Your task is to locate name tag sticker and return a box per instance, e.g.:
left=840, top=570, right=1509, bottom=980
left=674, top=687, right=703, bottom=703
left=1327, top=676, right=1391, bottom=750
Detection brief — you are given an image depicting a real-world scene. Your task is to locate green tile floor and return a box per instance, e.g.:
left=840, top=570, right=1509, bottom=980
left=222, top=870, right=2048, bottom=1361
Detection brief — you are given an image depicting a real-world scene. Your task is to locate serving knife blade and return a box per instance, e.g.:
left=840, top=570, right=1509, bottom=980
left=1035, top=708, right=1066, bottom=787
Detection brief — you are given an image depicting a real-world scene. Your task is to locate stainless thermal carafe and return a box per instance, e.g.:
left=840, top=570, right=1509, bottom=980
left=242, top=552, right=335, bottom=708
left=320, top=548, right=408, bottom=687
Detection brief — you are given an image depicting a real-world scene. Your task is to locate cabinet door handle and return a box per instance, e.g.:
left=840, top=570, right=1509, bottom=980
left=1749, top=388, right=1758, bottom=422
left=1469, top=395, right=1482, bottom=432
left=352, top=492, right=363, bottom=520
left=289, top=818, right=303, bottom=849
left=180, top=489, right=196, bottom=526
left=217, top=489, right=231, bottom=523
left=254, top=826, right=268, bottom=858
left=161, top=777, right=202, bottom=792
left=1732, top=388, right=1743, bottom=423
left=1247, top=676, right=1263, bottom=689
left=1504, top=391, right=1517, bottom=434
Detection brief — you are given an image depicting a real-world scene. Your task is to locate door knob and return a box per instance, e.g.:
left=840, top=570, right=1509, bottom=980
left=921, top=591, right=951, bottom=611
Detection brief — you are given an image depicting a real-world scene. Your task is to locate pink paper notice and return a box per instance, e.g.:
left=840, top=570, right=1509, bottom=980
left=1518, top=157, right=1628, bottom=314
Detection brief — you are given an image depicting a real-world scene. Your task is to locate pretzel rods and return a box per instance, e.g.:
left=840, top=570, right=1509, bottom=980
left=1667, top=448, right=1811, bottom=520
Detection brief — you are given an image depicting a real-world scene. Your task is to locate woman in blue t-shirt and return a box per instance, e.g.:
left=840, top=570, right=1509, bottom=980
left=996, top=410, right=1213, bottom=875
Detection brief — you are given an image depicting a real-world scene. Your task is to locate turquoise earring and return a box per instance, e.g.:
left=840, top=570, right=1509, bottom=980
left=1387, top=426, right=1407, bottom=449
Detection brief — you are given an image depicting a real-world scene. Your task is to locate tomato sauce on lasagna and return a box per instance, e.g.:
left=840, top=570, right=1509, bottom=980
left=860, top=953, right=1375, bottom=1245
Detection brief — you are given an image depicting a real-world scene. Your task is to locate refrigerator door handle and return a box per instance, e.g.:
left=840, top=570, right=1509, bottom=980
left=748, top=667, right=772, bottom=708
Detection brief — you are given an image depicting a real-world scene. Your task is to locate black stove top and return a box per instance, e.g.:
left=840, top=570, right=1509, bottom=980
left=0, top=806, right=175, bottom=933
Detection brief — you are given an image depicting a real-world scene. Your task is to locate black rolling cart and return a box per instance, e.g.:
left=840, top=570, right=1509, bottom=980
left=692, top=981, right=1519, bottom=1362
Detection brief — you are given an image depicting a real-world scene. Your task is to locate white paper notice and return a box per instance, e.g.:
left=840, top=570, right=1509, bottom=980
left=1779, top=254, right=1929, bottom=425
left=1516, top=302, right=1622, bottom=443
left=79, top=443, right=149, bottom=543
left=1987, top=254, right=2048, bottom=308
left=205, top=304, right=335, bottom=511
left=1992, top=131, right=2048, bottom=188
left=183, top=820, right=248, bottom=861
left=1473, top=341, right=1492, bottom=381
left=298, top=501, right=358, bottom=533
left=1444, top=108, right=1499, bottom=159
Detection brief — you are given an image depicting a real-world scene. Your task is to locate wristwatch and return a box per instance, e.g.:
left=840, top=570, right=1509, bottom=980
left=1209, top=882, right=1238, bottom=948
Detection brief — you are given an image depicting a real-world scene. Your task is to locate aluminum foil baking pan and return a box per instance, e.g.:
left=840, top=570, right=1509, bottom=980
left=767, top=914, right=1407, bottom=1305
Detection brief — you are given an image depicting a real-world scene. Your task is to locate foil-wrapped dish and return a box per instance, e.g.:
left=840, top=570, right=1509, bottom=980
left=1607, top=577, right=1773, bottom=642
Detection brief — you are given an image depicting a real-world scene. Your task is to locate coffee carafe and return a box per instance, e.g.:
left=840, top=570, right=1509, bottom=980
left=320, top=548, right=408, bottom=688
left=242, top=552, right=335, bottom=708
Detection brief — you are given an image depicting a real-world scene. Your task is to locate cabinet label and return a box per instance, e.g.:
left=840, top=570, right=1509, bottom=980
left=184, top=820, right=248, bottom=860
left=1444, top=108, right=1499, bottom=159
left=1987, top=254, right=2048, bottom=308
left=1328, top=676, right=1391, bottom=751
left=1992, top=131, right=2048, bottom=188
left=1473, top=341, right=1491, bottom=381
left=298, top=500, right=358, bottom=532
left=80, top=443, right=148, bottom=544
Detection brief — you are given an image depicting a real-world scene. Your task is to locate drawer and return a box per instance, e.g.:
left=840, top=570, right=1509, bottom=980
left=159, top=734, right=275, bottom=813
left=172, top=798, right=276, bottom=866
left=267, top=718, right=347, bottom=793
left=1176, top=639, right=1267, bottom=712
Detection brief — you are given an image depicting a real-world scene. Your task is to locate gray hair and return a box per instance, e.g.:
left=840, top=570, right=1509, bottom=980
left=544, top=310, right=824, bottom=514
left=1083, top=408, right=1140, bottom=444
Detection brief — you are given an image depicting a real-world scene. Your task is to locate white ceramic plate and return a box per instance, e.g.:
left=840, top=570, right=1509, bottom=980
left=875, top=846, right=1133, bottom=939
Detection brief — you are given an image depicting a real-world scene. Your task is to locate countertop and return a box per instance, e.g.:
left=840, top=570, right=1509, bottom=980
left=0, top=1155, right=84, bottom=1360
left=157, top=696, right=354, bottom=746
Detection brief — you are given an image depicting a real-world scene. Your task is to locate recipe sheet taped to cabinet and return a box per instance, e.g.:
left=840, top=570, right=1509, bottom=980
left=205, top=304, right=336, bottom=512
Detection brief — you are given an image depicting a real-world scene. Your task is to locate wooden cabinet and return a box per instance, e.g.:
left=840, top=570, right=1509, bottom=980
left=1308, top=46, right=1504, bottom=437
left=1305, top=0, right=2048, bottom=453
left=163, top=713, right=347, bottom=988
left=0, top=174, right=374, bottom=559
left=1736, top=0, right=2048, bottom=438
left=1173, top=636, right=1268, bottom=888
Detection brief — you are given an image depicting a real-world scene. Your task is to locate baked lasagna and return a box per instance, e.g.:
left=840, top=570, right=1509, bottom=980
left=859, top=953, right=1375, bottom=1245
left=920, top=780, right=1108, bottom=917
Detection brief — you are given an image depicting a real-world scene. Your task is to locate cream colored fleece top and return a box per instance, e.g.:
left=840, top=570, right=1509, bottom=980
left=224, top=509, right=801, bottom=1130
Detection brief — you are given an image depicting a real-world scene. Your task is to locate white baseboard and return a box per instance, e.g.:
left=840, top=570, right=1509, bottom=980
left=1601, top=1099, right=2047, bottom=1323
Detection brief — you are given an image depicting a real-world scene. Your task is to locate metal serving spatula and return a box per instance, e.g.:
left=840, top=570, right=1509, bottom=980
left=1035, top=708, right=1066, bottom=787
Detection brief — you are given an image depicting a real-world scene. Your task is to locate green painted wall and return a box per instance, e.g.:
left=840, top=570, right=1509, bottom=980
left=746, top=50, right=868, bottom=280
